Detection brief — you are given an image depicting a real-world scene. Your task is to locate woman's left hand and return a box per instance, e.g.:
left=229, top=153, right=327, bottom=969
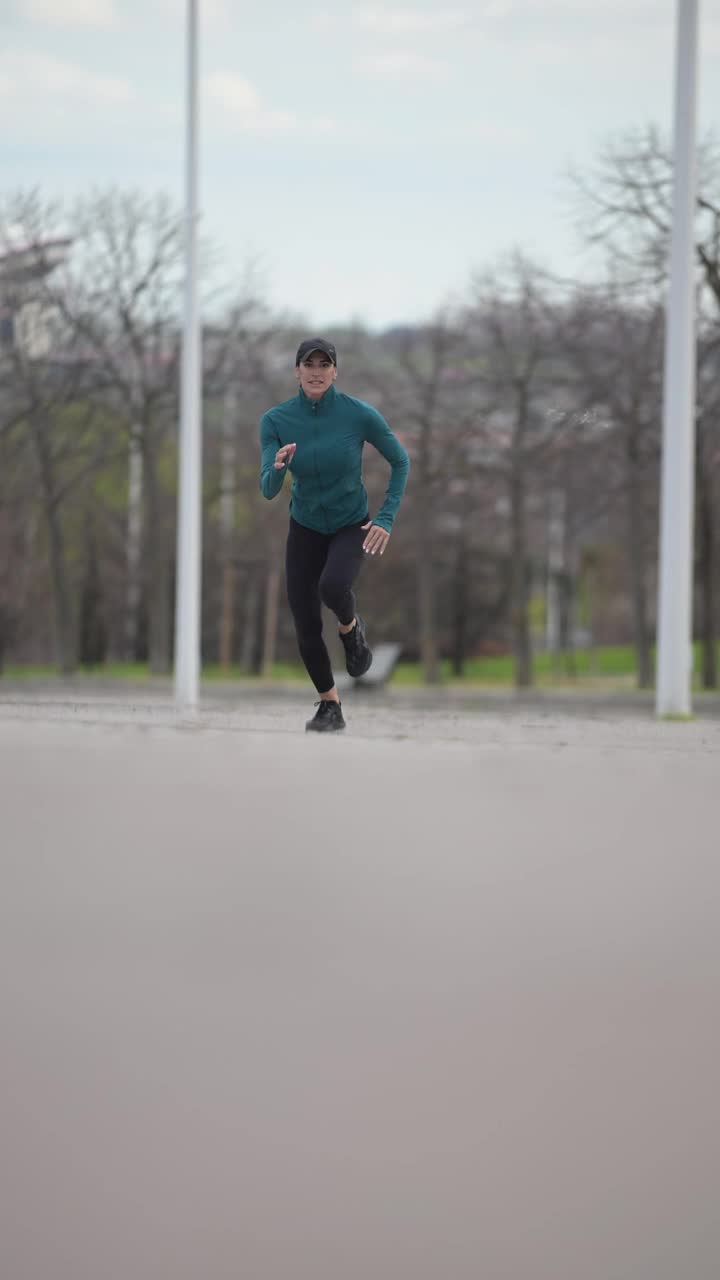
left=361, top=522, right=390, bottom=556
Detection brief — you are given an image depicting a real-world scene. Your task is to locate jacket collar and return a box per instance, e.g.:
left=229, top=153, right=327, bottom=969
left=298, top=385, right=337, bottom=415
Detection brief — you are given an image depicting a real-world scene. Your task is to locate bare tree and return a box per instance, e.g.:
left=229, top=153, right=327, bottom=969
left=569, top=125, right=720, bottom=290
left=0, top=193, right=119, bottom=672
left=465, top=257, right=567, bottom=688
left=695, top=326, right=720, bottom=687
left=54, top=190, right=185, bottom=673
left=203, top=302, right=287, bottom=673
left=201, top=310, right=321, bottom=675
left=570, top=127, right=720, bottom=686
left=562, top=285, right=664, bottom=688
left=360, top=315, right=476, bottom=683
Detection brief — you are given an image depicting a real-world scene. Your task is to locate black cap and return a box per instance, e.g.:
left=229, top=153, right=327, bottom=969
left=295, top=337, right=337, bottom=366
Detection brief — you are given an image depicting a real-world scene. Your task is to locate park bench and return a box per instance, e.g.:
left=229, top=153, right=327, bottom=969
left=335, top=642, right=402, bottom=693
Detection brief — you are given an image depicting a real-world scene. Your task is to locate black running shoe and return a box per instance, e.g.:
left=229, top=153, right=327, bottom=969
left=305, top=699, right=346, bottom=732
left=340, top=613, right=373, bottom=678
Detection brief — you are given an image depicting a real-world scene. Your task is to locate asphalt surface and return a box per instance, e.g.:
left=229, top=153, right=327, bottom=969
left=1, top=689, right=719, bottom=1280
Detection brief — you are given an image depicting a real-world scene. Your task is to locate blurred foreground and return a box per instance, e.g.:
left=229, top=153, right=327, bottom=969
left=1, top=691, right=719, bottom=1279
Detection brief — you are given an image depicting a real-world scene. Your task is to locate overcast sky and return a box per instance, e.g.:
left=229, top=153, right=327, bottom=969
left=2, top=0, right=720, bottom=328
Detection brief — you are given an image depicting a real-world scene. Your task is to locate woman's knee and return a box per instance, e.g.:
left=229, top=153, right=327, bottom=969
left=319, top=571, right=342, bottom=611
left=319, top=573, right=353, bottom=620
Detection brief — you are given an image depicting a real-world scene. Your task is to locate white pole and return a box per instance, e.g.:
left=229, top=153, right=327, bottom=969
left=656, top=0, right=700, bottom=717
left=174, top=0, right=202, bottom=708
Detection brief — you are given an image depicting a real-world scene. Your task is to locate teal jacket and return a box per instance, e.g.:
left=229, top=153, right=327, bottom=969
left=259, top=386, right=410, bottom=535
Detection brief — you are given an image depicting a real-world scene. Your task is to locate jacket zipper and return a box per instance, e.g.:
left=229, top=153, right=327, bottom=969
left=311, top=401, right=330, bottom=533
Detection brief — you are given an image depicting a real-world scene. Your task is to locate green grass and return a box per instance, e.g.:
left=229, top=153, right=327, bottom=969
left=2, top=660, right=308, bottom=683
left=2, top=662, right=155, bottom=680
left=392, top=647, right=640, bottom=687
left=206, top=661, right=306, bottom=682
left=2, top=664, right=60, bottom=678
left=3, top=644, right=720, bottom=690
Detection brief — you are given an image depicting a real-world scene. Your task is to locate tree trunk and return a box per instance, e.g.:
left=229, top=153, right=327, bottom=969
left=219, top=384, right=237, bottom=671
left=510, top=460, right=533, bottom=688
left=125, top=431, right=143, bottom=663
left=261, top=563, right=281, bottom=677
left=240, top=567, right=260, bottom=673
left=219, top=560, right=235, bottom=670
left=0, top=606, right=7, bottom=674
left=696, top=461, right=718, bottom=689
left=626, top=445, right=653, bottom=689
left=580, top=550, right=601, bottom=677
left=143, top=444, right=171, bottom=675
left=79, top=520, right=107, bottom=669
left=416, top=519, right=440, bottom=683
left=451, top=531, right=468, bottom=678
left=0, top=510, right=9, bottom=674
left=558, top=571, right=577, bottom=677
left=31, top=415, right=76, bottom=675
left=45, top=500, right=76, bottom=674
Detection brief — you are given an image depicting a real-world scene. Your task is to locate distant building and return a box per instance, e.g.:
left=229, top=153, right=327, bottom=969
left=0, top=235, right=72, bottom=359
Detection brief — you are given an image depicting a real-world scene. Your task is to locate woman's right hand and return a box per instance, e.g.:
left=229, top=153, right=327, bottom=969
left=274, top=443, right=297, bottom=470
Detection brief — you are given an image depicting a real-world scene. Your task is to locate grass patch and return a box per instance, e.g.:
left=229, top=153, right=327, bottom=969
left=3, top=643, right=720, bottom=691
left=2, top=664, right=60, bottom=678
left=2, top=662, right=154, bottom=680
left=203, top=662, right=307, bottom=682
left=392, top=647, right=640, bottom=687
left=1, top=661, right=308, bottom=683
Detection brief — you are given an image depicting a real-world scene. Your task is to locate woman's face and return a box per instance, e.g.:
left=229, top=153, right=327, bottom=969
left=295, top=351, right=337, bottom=400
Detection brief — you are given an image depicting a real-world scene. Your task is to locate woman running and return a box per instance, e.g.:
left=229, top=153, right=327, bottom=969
left=259, top=337, right=410, bottom=731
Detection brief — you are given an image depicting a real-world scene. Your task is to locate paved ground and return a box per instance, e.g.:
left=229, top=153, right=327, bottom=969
left=1, top=688, right=719, bottom=1279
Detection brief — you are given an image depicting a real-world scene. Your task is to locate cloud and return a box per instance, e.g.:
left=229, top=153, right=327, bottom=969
left=348, top=0, right=660, bottom=37
left=16, top=0, right=119, bottom=27
left=478, top=0, right=660, bottom=11
left=460, top=119, right=531, bottom=145
left=205, top=73, right=338, bottom=137
left=355, top=51, right=450, bottom=82
left=353, top=5, right=469, bottom=34
left=702, top=19, right=720, bottom=57
left=0, top=51, right=133, bottom=103
left=151, top=0, right=229, bottom=23
left=0, top=49, right=138, bottom=150
left=538, top=0, right=659, bottom=9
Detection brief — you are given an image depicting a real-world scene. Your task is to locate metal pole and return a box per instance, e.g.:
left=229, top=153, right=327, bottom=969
left=656, top=0, right=700, bottom=717
left=174, top=0, right=202, bottom=708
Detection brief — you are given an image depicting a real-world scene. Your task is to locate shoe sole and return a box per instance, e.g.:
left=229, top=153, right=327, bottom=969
left=345, top=615, right=373, bottom=678
left=347, top=648, right=373, bottom=679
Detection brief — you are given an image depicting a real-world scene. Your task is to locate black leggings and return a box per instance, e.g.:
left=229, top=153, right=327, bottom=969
left=286, top=516, right=368, bottom=693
